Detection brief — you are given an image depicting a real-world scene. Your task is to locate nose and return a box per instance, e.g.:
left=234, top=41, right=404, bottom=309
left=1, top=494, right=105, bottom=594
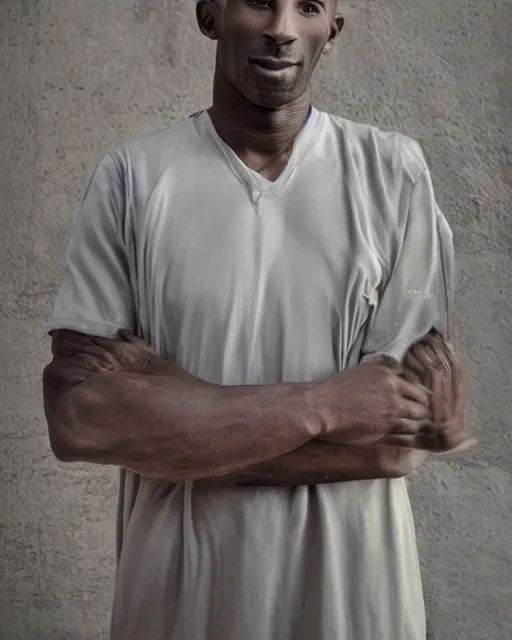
left=261, top=7, right=297, bottom=49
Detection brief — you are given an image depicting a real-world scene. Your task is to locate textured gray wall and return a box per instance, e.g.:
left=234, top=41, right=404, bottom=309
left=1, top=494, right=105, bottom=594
left=1, top=0, right=511, bottom=638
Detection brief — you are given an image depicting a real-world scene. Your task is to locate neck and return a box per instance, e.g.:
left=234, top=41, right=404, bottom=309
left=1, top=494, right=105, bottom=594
left=207, top=66, right=312, bottom=160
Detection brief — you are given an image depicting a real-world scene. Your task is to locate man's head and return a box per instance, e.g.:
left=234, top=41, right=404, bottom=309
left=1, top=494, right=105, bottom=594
left=196, top=0, right=344, bottom=109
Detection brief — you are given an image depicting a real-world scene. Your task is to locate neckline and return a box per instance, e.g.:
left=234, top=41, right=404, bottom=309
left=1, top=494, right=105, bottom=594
left=193, top=106, right=324, bottom=199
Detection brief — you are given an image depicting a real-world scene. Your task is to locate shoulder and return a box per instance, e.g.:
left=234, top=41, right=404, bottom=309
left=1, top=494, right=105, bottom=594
left=321, top=111, right=429, bottom=186
left=87, top=114, right=201, bottom=219
left=319, top=112, right=446, bottom=275
left=106, top=115, right=199, bottom=177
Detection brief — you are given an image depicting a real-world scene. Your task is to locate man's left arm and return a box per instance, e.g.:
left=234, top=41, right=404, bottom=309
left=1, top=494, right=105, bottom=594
left=195, top=153, right=460, bottom=483
left=359, top=161, right=455, bottom=367
left=54, top=328, right=425, bottom=485
left=316, top=153, right=460, bottom=457
left=56, top=155, right=460, bottom=485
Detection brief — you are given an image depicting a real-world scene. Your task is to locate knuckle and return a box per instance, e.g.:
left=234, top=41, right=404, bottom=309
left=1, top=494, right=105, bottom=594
left=394, top=417, right=410, bottom=432
left=401, top=449, right=426, bottom=473
left=385, top=373, right=400, bottom=394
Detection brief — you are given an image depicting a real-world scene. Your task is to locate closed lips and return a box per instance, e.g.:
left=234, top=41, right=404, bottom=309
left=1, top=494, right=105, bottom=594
left=250, top=57, right=298, bottom=69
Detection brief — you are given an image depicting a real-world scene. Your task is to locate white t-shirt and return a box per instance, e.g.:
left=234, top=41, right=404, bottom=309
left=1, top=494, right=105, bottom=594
left=48, top=106, right=454, bottom=640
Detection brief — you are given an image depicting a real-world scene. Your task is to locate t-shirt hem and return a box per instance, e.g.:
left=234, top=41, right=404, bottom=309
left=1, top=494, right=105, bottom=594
left=46, top=317, right=128, bottom=338
left=359, top=322, right=446, bottom=366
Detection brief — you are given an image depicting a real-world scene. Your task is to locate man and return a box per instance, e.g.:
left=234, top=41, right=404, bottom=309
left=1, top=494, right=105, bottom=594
left=42, top=0, right=475, bottom=638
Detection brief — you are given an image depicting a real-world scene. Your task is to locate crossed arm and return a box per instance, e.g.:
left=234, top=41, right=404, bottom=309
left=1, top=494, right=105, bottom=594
left=194, top=441, right=424, bottom=486
left=42, top=329, right=439, bottom=486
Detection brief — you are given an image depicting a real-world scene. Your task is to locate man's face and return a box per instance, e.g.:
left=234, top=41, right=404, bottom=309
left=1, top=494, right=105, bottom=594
left=205, top=0, right=343, bottom=108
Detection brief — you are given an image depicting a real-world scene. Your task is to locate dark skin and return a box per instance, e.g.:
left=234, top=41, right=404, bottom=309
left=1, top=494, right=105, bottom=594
left=198, top=0, right=344, bottom=179
left=42, top=0, right=476, bottom=486
left=43, top=328, right=475, bottom=485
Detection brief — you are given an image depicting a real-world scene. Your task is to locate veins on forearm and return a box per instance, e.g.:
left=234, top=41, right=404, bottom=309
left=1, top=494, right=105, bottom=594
left=195, top=441, right=404, bottom=487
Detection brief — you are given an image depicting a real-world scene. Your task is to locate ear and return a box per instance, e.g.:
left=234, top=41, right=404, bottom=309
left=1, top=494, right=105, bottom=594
left=196, top=0, right=221, bottom=41
left=323, top=15, right=344, bottom=54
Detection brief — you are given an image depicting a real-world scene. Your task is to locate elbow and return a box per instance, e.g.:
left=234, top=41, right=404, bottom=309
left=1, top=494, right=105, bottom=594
left=44, top=384, right=111, bottom=465
left=43, top=373, right=84, bottom=464
left=45, top=403, right=82, bottom=463
left=396, top=449, right=428, bottom=477
left=379, top=447, right=427, bottom=479
left=48, top=430, right=78, bottom=463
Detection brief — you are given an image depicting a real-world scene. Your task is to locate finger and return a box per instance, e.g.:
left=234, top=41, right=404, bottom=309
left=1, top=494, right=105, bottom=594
left=381, top=424, right=468, bottom=453
left=403, top=351, right=425, bottom=379
left=67, top=352, right=105, bottom=374
left=414, top=424, right=463, bottom=453
left=81, top=345, right=121, bottom=372
left=390, top=418, right=433, bottom=435
left=117, top=328, right=136, bottom=342
left=410, top=339, right=437, bottom=364
left=413, top=423, right=463, bottom=452
left=59, top=341, right=111, bottom=366
left=430, top=369, right=447, bottom=424
left=381, top=427, right=438, bottom=449
left=53, top=332, right=127, bottom=373
left=412, top=340, right=445, bottom=373
left=48, top=355, right=99, bottom=386
left=401, top=368, right=421, bottom=385
left=379, top=434, right=419, bottom=448
left=52, top=332, right=123, bottom=376
left=448, top=347, right=466, bottom=416
left=427, top=333, right=453, bottom=374
left=423, top=416, right=477, bottom=452
left=431, top=331, right=454, bottom=362
left=414, top=331, right=454, bottom=375
left=396, top=399, right=432, bottom=422
left=117, top=329, right=156, bottom=354
left=434, top=437, right=478, bottom=455
left=52, top=330, right=106, bottom=358
left=396, top=376, right=431, bottom=406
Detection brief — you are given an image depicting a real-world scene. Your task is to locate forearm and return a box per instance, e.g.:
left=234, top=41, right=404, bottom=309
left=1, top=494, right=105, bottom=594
left=123, top=355, right=403, bottom=484
left=97, top=353, right=426, bottom=483
left=44, top=332, right=432, bottom=485
left=47, top=368, right=323, bottom=482
left=196, top=441, right=427, bottom=486
left=109, top=356, right=395, bottom=485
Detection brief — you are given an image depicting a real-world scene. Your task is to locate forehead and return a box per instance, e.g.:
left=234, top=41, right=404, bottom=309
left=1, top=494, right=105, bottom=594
left=218, top=0, right=340, bottom=8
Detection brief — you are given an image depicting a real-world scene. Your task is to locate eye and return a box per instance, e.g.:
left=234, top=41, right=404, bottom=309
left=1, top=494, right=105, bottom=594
left=299, top=1, right=321, bottom=15
left=246, top=0, right=321, bottom=14
left=247, top=0, right=271, bottom=9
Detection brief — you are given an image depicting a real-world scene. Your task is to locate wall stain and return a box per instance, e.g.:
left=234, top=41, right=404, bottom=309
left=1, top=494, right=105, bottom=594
left=133, top=0, right=150, bottom=23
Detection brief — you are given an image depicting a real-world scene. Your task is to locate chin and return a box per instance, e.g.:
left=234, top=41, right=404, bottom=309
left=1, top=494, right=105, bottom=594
left=252, top=95, right=292, bottom=109
left=247, top=86, right=303, bottom=110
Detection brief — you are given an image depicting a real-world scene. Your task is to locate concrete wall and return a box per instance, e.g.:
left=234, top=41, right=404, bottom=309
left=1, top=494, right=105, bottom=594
left=1, top=0, right=511, bottom=638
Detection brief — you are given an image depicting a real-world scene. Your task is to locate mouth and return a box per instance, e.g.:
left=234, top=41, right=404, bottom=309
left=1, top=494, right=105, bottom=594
left=249, top=56, right=299, bottom=71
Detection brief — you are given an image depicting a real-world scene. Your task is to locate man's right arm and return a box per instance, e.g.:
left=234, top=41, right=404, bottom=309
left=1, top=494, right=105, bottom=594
left=43, top=151, right=415, bottom=485
left=43, top=356, right=325, bottom=482
left=42, top=328, right=440, bottom=484
left=43, top=150, right=462, bottom=485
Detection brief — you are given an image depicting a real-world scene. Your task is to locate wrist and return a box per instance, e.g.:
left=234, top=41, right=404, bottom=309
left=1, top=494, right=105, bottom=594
left=307, top=376, right=351, bottom=440
left=144, top=356, right=175, bottom=377
left=377, top=446, right=427, bottom=477
left=300, top=382, right=331, bottom=438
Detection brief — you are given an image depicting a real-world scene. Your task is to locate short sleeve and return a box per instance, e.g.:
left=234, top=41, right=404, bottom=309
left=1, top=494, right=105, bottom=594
left=47, top=152, right=135, bottom=338
left=359, top=164, right=455, bottom=365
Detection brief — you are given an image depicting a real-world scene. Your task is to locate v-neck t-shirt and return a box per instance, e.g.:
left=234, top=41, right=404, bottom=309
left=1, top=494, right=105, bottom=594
left=47, top=106, right=455, bottom=640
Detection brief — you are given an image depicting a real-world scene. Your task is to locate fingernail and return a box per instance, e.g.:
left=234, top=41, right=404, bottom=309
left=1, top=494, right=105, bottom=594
left=446, top=342, right=454, bottom=351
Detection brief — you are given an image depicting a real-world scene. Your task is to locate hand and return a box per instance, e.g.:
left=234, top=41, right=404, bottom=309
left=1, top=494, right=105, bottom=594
left=375, top=445, right=427, bottom=478
left=50, top=329, right=165, bottom=377
left=318, top=355, right=434, bottom=448
left=402, top=329, right=453, bottom=385
left=402, top=331, right=477, bottom=454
